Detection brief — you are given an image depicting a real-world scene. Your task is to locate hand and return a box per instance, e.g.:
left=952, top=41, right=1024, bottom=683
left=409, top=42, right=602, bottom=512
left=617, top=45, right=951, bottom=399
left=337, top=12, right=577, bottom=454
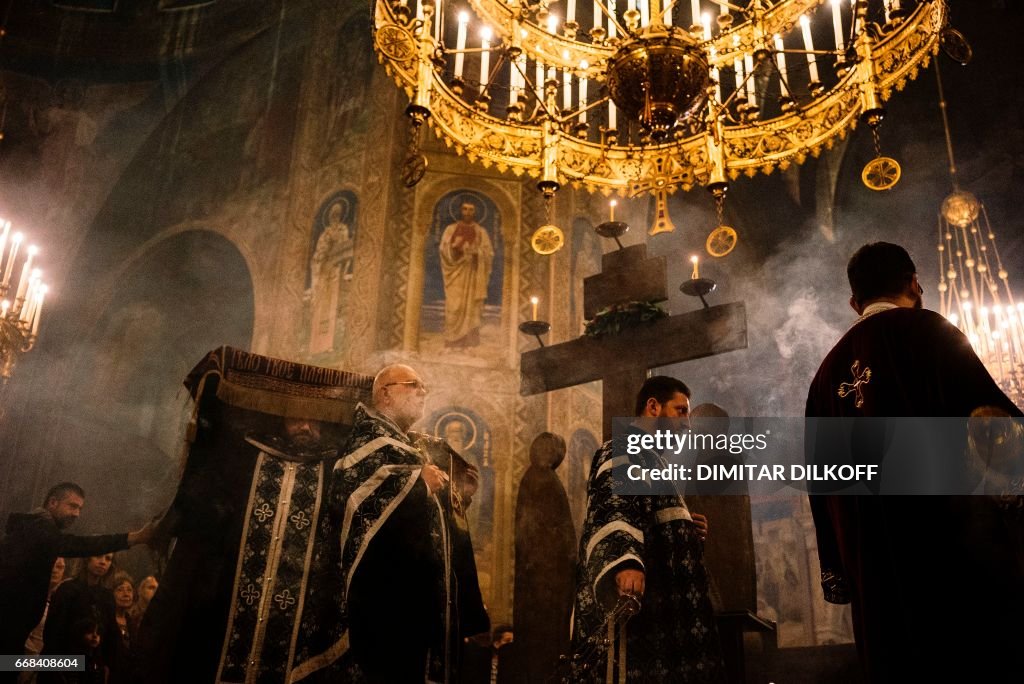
left=615, top=568, right=645, bottom=597
left=127, top=519, right=158, bottom=547
left=420, top=464, right=450, bottom=496
left=691, top=512, right=708, bottom=542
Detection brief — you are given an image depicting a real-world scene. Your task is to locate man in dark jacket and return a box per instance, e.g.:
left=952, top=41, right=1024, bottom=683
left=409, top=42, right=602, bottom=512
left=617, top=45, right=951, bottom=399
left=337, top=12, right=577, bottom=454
left=0, top=482, right=154, bottom=677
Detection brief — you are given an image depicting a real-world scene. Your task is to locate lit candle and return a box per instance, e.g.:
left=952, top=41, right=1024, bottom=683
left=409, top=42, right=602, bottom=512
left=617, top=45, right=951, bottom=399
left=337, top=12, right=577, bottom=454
left=664, top=0, right=673, bottom=26
left=640, top=0, right=650, bottom=27
left=0, top=300, right=8, bottom=318
left=31, top=285, right=46, bottom=336
left=537, top=60, right=545, bottom=96
left=14, top=245, right=37, bottom=305
left=609, top=199, right=617, bottom=221
left=716, top=0, right=727, bottom=17
left=568, top=0, right=577, bottom=24
left=593, top=0, right=601, bottom=35
left=609, top=101, right=617, bottom=129
left=775, top=34, right=790, bottom=96
left=580, top=61, right=589, bottom=123
left=831, top=0, right=845, bottom=52
left=19, top=275, right=38, bottom=323
left=563, top=67, right=572, bottom=111
left=800, top=14, right=820, bottom=83
left=547, top=13, right=559, bottom=34
left=734, top=57, right=743, bottom=96
left=455, top=11, right=469, bottom=80
left=691, top=255, right=700, bottom=279
left=530, top=296, right=539, bottom=321
left=691, top=0, right=701, bottom=26
left=701, top=12, right=712, bottom=40
left=2, top=232, right=22, bottom=289
left=883, top=0, right=891, bottom=21
left=608, top=0, right=617, bottom=39
left=0, top=221, right=9, bottom=282
left=480, top=27, right=492, bottom=92
left=745, top=53, right=756, bottom=102
left=628, top=0, right=636, bottom=13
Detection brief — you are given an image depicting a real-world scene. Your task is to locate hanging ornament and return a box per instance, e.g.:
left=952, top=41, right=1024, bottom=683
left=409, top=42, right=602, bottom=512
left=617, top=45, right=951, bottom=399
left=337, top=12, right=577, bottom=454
left=704, top=184, right=737, bottom=257
left=861, top=114, right=901, bottom=191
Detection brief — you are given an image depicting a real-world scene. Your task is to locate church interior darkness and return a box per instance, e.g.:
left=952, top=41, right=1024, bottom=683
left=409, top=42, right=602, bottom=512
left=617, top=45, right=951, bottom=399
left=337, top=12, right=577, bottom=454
left=0, top=0, right=1022, bottom=681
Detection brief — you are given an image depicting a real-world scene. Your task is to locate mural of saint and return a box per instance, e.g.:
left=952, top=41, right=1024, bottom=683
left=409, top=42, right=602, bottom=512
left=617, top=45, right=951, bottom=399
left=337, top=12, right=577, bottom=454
left=308, top=191, right=357, bottom=355
left=426, top=407, right=495, bottom=598
left=440, top=202, right=494, bottom=347
left=421, top=191, right=503, bottom=352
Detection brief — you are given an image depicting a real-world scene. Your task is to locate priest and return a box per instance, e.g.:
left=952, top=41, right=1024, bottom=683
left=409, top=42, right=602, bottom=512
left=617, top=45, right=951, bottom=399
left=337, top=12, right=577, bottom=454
left=291, top=363, right=487, bottom=683
left=571, top=376, right=724, bottom=683
left=806, top=242, right=1024, bottom=682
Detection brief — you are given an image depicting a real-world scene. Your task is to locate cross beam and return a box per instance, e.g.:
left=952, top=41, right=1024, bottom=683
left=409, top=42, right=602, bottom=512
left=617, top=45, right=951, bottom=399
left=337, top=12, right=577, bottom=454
left=521, top=302, right=748, bottom=439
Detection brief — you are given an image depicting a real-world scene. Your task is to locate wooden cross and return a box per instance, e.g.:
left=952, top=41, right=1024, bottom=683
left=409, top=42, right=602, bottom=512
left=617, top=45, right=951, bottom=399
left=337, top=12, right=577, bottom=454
left=521, top=243, right=748, bottom=439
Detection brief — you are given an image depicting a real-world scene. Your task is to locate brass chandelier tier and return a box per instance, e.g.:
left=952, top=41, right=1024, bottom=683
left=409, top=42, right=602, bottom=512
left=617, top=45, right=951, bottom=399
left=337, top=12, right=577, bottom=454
left=375, top=0, right=945, bottom=203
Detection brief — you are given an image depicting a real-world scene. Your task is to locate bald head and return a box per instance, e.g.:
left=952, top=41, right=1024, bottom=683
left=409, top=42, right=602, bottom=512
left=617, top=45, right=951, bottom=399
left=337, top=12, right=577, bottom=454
left=372, top=363, right=428, bottom=432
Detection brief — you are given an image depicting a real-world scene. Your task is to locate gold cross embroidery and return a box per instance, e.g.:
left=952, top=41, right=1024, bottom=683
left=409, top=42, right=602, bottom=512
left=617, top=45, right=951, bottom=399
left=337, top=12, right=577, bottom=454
left=837, top=360, right=872, bottom=408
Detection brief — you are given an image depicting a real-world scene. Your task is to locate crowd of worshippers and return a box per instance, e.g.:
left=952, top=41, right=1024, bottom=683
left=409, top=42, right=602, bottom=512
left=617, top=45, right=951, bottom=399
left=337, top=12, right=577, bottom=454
left=0, top=483, right=159, bottom=684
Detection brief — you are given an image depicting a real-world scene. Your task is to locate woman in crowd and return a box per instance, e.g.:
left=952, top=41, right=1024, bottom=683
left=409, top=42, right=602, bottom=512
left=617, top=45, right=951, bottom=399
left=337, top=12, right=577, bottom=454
left=108, top=573, right=136, bottom=684
left=128, top=576, right=157, bottom=634
left=41, top=554, right=118, bottom=682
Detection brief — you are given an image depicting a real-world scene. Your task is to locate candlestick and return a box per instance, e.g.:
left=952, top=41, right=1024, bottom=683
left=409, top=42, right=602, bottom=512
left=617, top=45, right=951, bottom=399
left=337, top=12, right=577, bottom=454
left=455, top=12, right=469, bottom=80
left=800, top=14, right=820, bottom=83
left=0, top=221, right=9, bottom=283
left=31, top=286, right=46, bottom=336
left=563, top=69, right=572, bottom=111
left=691, top=255, right=700, bottom=280
left=831, top=0, right=845, bottom=52
left=568, top=0, right=577, bottom=23
left=609, top=101, right=617, bottom=129
left=608, top=0, right=617, bottom=39
left=1, top=300, right=8, bottom=318
left=775, top=34, right=790, bottom=96
left=701, top=12, right=712, bottom=40
left=547, top=14, right=559, bottom=34
left=734, top=57, right=743, bottom=96
left=14, top=245, right=37, bottom=306
left=480, top=27, right=491, bottom=92
left=691, top=0, right=701, bottom=25
left=609, top=199, right=617, bottom=222
left=530, top=296, right=539, bottom=321
left=640, top=0, right=650, bottom=27
left=2, top=232, right=22, bottom=289
left=580, top=61, right=589, bottom=122
left=593, top=0, right=601, bottom=34
left=19, top=275, right=38, bottom=323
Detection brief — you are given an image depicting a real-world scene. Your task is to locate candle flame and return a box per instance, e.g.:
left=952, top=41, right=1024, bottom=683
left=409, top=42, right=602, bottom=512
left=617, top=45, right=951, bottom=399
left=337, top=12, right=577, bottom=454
left=530, top=296, right=539, bottom=305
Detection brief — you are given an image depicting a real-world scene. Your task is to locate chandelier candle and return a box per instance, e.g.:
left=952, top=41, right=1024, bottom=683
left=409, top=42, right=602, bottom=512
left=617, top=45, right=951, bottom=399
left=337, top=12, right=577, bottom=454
left=775, top=34, right=790, bottom=95
left=479, top=27, right=491, bottom=91
left=800, top=14, right=819, bottom=83
left=609, top=0, right=617, bottom=39
left=454, top=12, right=468, bottom=80
left=831, top=0, right=845, bottom=52
left=568, top=0, right=576, bottom=24
left=1, top=232, right=22, bottom=290
left=691, top=0, right=700, bottom=27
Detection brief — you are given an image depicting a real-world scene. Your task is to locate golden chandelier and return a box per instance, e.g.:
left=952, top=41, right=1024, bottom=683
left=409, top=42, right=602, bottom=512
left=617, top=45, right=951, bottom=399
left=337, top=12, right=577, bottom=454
left=373, top=0, right=947, bottom=255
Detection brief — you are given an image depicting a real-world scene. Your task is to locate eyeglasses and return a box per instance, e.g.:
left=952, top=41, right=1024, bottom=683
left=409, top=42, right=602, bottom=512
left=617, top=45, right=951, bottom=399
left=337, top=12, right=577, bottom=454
left=385, top=380, right=429, bottom=393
